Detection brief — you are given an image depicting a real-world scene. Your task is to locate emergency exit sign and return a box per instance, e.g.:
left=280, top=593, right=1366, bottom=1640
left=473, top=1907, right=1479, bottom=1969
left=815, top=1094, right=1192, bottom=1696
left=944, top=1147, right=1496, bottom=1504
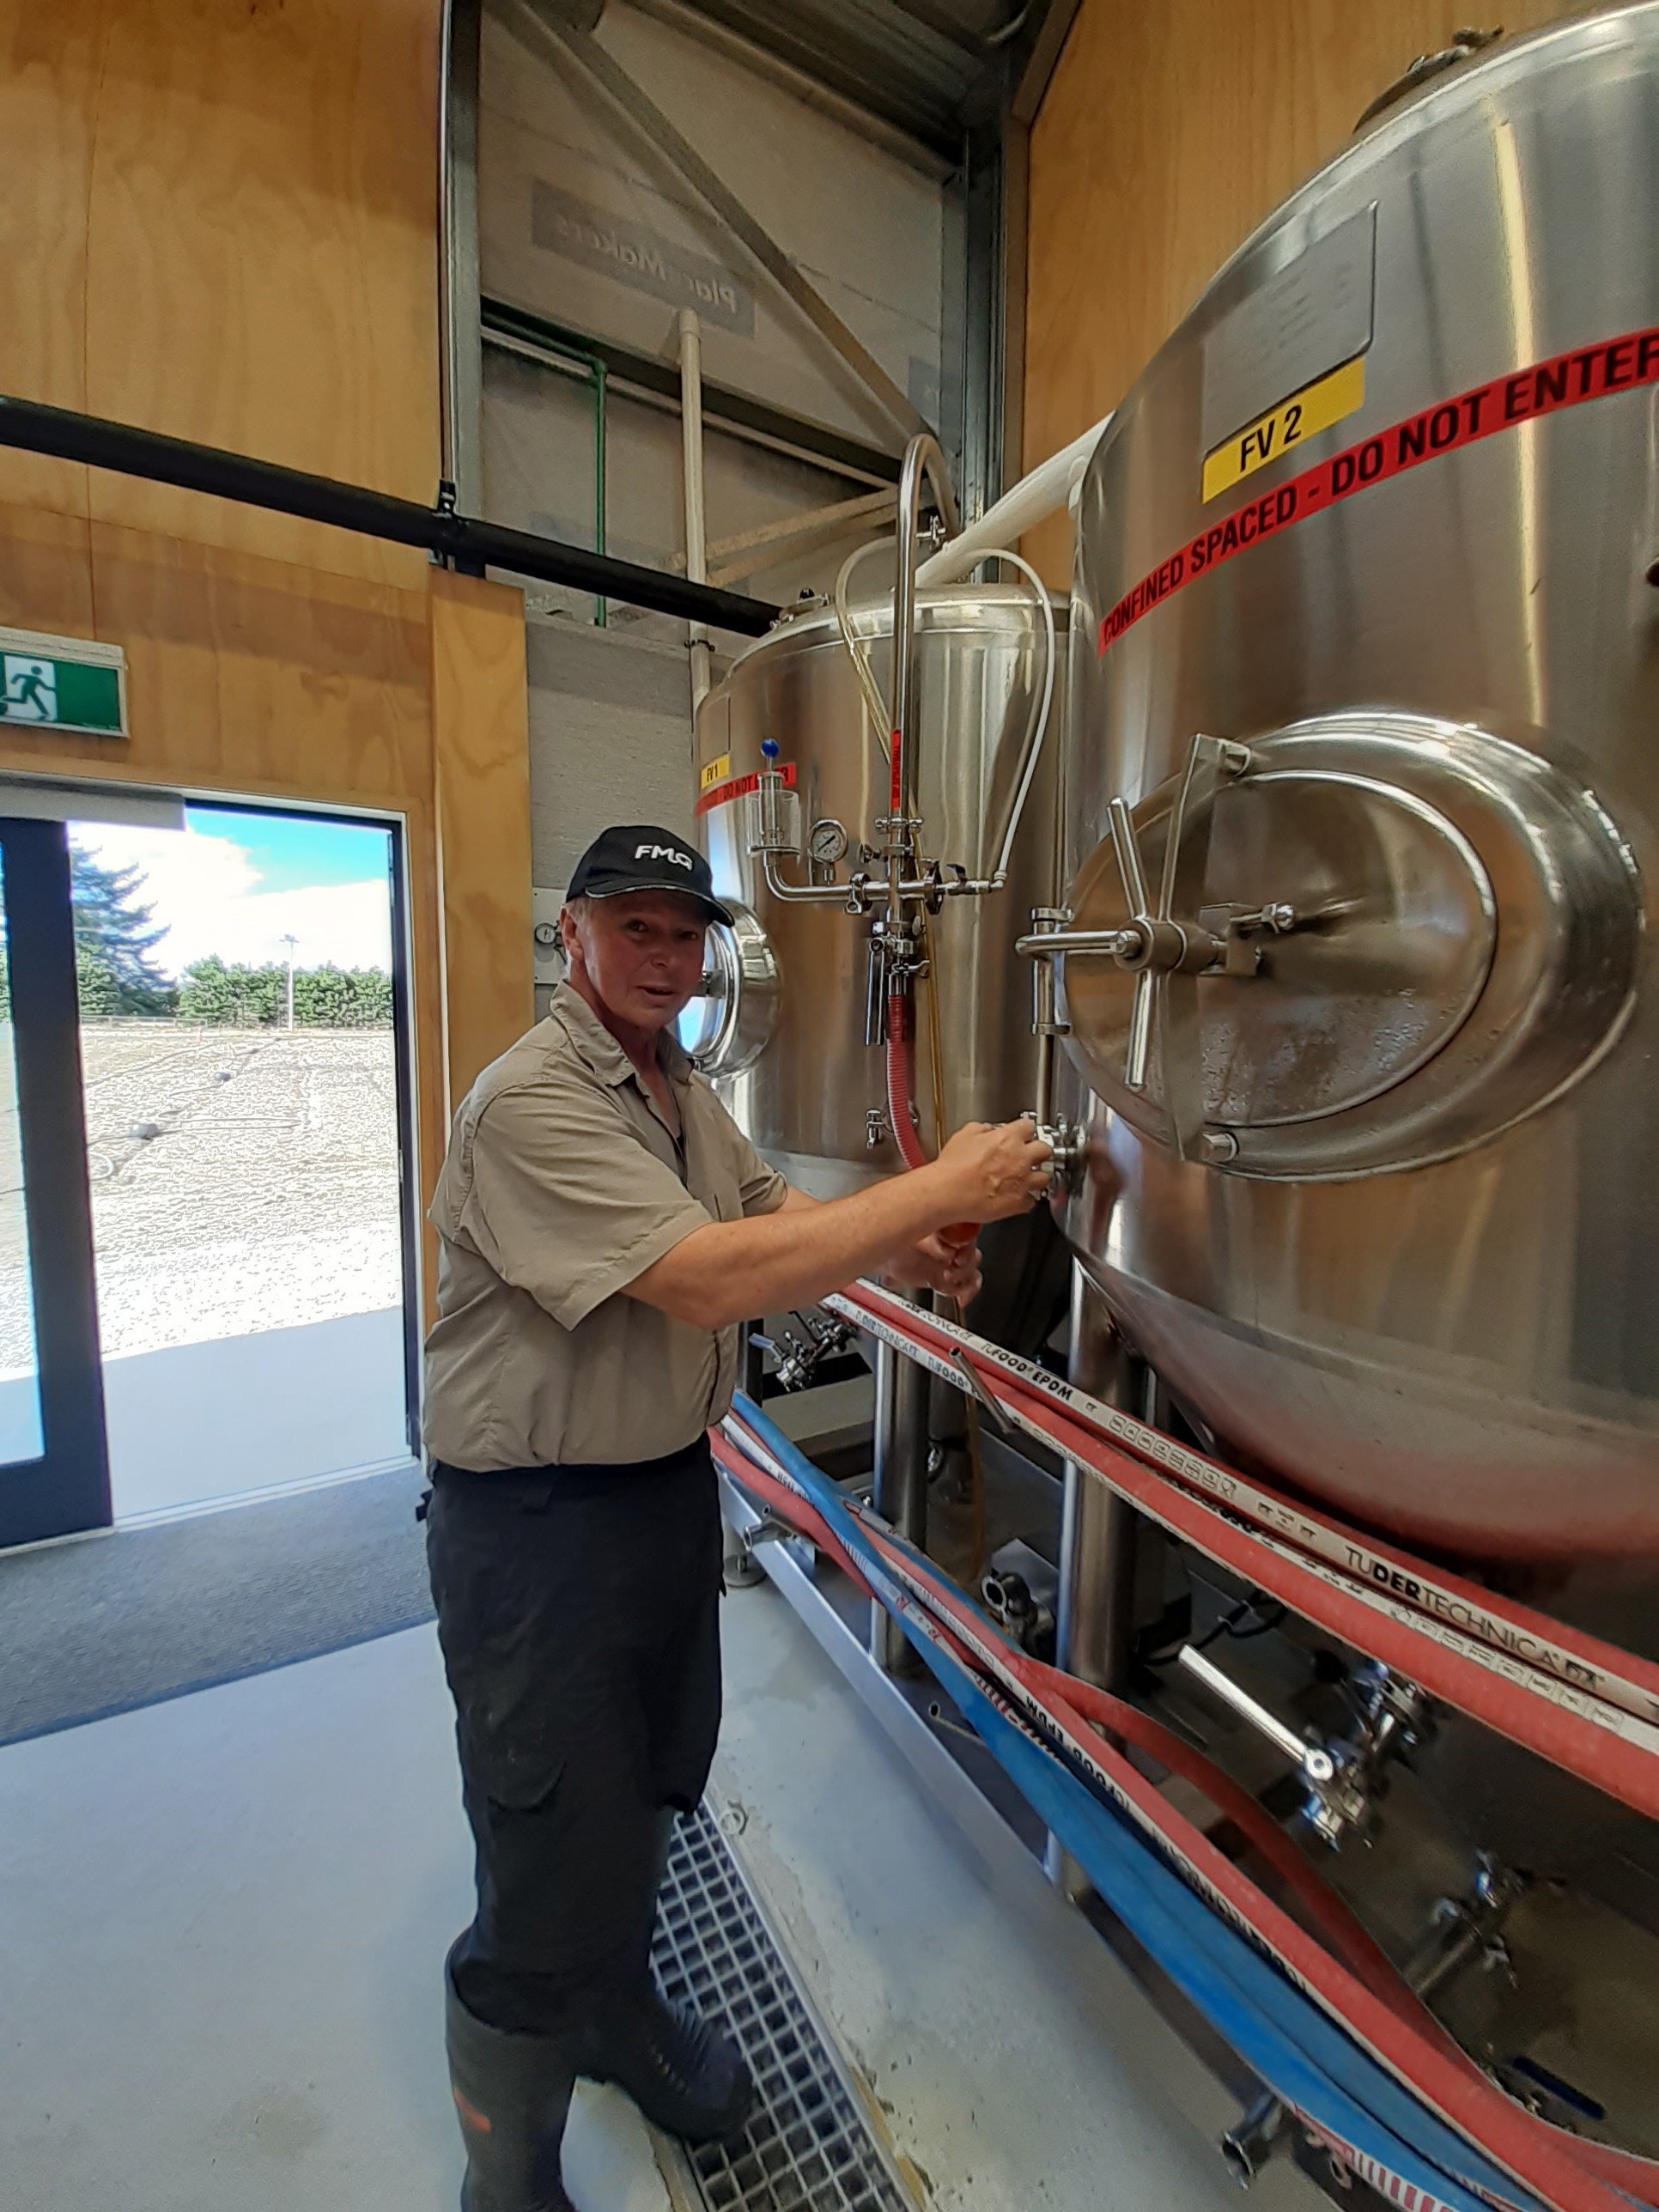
left=0, top=627, right=127, bottom=737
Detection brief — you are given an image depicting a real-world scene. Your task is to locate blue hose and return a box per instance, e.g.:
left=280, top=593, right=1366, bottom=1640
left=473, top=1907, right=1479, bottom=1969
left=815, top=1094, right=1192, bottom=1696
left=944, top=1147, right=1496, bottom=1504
left=730, top=1394, right=1543, bottom=2212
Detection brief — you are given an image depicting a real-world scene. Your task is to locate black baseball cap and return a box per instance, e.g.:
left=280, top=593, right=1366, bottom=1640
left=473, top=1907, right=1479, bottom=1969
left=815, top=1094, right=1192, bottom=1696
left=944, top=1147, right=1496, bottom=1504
left=566, top=823, right=732, bottom=925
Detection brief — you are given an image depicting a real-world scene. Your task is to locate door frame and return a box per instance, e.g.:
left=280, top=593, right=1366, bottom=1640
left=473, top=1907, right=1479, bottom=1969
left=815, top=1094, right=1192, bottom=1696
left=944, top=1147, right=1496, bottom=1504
left=0, top=817, right=111, bottom=1547
left=0, top=792, right=423, bottom=1547
left=386, top=817, right=422, bottom=1455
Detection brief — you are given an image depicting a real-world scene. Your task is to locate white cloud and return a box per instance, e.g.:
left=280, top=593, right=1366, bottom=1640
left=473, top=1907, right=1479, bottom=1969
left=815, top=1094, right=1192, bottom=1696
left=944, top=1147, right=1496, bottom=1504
left=75, top=824, right=392, bottom=978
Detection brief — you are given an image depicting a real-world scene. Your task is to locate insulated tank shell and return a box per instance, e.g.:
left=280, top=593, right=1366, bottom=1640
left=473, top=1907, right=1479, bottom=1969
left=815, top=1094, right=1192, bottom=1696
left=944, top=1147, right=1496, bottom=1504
left=690, top=586, right=1061, bottom=1197
left=1060, top=6, right=1659, bottom=1564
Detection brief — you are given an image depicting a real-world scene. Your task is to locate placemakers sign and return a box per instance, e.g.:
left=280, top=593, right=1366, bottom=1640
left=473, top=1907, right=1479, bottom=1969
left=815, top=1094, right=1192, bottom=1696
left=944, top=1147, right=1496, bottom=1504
left=0, top=628, right=127, bottom=737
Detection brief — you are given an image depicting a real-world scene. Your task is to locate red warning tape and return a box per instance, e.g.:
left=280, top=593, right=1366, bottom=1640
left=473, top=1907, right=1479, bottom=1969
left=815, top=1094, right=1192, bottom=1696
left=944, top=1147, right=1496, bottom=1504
left=1097, top=326, right=1659, bottom=655
left=694, top=761, right=796, bottom=817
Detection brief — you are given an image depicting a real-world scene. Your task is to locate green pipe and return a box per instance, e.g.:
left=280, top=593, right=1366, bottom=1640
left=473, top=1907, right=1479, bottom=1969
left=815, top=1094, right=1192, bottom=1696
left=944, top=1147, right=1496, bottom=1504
left=593, top=356, right=607, bottom=629
left=483, top=303, right=609, bottom=626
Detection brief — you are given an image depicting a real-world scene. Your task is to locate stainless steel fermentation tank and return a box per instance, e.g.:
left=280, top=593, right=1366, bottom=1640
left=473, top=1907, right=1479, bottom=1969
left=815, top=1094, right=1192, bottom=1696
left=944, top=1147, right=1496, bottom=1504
left=1058, top=4, right=1659, bottom=1565
left=690, top=584, right=1062, bottom=1191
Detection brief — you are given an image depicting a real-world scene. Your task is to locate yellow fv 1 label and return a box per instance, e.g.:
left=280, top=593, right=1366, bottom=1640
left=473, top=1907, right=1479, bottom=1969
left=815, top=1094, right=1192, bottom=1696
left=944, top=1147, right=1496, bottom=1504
left=1202, top=355, right=1367, bottom=503
left=699, top=752, right=732, bottom=793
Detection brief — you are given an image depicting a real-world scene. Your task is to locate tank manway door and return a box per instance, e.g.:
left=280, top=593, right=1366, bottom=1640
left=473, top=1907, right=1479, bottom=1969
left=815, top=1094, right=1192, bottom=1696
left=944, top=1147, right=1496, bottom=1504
left=1054, top=713, right=1641, bottom=1180
left=676, top=901, right=781, bottom=1079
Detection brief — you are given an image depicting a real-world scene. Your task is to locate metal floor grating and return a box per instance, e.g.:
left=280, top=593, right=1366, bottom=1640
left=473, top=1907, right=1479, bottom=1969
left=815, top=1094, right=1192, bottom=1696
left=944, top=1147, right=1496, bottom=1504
left=651, top=1802, right=920, bottom=2212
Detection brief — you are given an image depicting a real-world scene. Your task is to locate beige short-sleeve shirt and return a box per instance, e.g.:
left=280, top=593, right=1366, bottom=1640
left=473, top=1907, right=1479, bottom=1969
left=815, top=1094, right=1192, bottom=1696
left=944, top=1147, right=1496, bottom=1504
left=422, top=983, right=787, bottom=1470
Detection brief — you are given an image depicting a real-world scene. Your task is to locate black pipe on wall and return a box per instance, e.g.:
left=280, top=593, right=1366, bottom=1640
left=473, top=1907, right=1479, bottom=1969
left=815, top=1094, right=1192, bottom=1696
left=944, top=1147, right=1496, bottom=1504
left=0, top=392, right=782, bottom=638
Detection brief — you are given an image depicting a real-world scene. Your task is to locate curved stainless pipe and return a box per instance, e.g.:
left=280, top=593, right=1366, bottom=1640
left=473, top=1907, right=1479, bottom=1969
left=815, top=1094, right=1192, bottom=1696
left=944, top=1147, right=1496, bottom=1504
left=888, top=435, right=961, bottom=927
left=437, top=0, right=456, bottom=484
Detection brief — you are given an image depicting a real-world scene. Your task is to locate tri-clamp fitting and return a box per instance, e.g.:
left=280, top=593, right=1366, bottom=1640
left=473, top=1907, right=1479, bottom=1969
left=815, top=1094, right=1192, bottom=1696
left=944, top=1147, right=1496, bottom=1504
left=749, top=1313, right=857, bottom=1392
left=1176, top=1645, right=1432, bottom=1850
left=1025, top=1109, right=1085, bottom=1182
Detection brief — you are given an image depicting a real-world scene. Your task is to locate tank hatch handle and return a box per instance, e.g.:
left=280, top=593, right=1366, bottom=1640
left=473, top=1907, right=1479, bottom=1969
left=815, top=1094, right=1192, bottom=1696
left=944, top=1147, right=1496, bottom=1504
left=1018, top=733, right=1297, bottom=1162
left=1354, top=27, right=1503, bottom=132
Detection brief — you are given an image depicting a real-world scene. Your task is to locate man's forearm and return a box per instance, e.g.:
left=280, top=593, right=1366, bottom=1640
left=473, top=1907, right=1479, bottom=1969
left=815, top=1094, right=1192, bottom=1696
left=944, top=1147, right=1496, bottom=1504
left=629, top=1171, right=952, bottom=1328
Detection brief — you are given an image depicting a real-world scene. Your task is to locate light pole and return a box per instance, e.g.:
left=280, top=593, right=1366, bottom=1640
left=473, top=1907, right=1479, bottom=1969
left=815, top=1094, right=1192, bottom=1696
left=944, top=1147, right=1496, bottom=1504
left=280, top=933, right=298, bottom=1031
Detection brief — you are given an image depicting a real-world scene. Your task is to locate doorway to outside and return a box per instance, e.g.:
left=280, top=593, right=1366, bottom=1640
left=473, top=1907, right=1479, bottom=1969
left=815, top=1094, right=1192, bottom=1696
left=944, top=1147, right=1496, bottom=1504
left=0, top=796, right=416, bottom=1547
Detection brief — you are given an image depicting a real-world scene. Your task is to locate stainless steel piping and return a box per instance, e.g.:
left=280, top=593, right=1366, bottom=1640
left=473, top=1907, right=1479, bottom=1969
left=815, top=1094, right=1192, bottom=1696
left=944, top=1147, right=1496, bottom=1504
left=1014, top=925, right=1140, bottom=959
left=437, top=0, right=484, bottom=509
left=437, top=0, right=458, bottom=489
left=678, top=308, right=713, bottom=712
left=760, top=849, right=1019, bottom=908
left=887, top=435, right=962, bottom=928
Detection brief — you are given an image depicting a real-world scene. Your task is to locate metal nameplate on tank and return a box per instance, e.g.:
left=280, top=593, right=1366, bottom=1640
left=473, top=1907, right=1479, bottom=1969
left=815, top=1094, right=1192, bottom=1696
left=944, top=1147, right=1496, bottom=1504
left=1199, top=204, right=1376, bottom=454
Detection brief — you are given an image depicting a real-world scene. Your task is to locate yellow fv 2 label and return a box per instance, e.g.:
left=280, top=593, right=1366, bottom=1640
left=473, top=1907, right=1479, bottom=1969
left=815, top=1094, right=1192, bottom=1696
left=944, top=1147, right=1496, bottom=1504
left=699, top=752, right=732, bottom=793
left=1202, top=355, right=1366, bottom=503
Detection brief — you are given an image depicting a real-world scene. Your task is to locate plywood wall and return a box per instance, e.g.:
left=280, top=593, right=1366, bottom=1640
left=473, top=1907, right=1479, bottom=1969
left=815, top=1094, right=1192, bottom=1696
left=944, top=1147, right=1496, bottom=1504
left=4, top=0, right=441, bottom=584
left=0, top=0, right=535, bottom=1306
left=1022, top=2, right=1577, bottom=579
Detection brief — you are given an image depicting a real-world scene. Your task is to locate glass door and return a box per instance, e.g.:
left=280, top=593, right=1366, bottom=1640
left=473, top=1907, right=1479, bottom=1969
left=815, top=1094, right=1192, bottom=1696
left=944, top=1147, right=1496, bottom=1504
left=70, top=800, right=415, bottom=1516
left=0, top=817, right=110, bottom=1547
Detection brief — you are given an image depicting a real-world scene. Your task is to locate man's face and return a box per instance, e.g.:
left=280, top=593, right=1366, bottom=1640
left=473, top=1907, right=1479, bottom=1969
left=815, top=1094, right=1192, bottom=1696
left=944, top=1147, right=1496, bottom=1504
left=562, top=890, right=708, bottom=1036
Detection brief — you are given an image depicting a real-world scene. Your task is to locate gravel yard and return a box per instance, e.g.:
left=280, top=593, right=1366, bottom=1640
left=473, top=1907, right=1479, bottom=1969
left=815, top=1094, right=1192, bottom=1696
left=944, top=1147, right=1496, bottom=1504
left=0, top=1025, right=404, bottom=1376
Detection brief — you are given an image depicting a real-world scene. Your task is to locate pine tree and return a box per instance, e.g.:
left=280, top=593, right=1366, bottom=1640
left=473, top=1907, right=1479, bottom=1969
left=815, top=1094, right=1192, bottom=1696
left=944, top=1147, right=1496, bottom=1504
left=292, top=963, right=393, bottom=1027
left=75, top=945, right=119, bottom=1016
left=176, top=954, right=235, bottom=1024
left=178, top=957, right=282, bottom=1025
left=179, top=956, right=392, bottom=1028
left=70, top=839, right=175, bottom=1014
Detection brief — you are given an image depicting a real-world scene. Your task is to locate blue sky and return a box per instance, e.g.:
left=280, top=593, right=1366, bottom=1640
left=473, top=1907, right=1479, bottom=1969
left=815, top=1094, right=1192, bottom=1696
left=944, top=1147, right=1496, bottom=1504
left=184, top=807, right=390, bottom=894
left=78, top=808, right=395, bottom=977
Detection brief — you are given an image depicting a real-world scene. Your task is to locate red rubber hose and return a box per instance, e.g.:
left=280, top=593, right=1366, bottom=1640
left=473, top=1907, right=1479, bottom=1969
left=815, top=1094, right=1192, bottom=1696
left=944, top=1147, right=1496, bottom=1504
left=884, top=988, right=977, bottom=1251
left=718, top=1395, right=1659, bottom=2210
left=714, top=1428, right=1404, bottom=2010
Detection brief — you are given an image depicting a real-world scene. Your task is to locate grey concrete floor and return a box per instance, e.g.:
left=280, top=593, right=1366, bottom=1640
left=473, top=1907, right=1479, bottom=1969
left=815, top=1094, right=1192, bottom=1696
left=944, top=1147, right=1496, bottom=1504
left=0, top=1627, right=670, bottom=2212
left=0, top=1574, right=1317, bottom=2212
left=714, top=1579, right=1317, bottom=2212
left=104, top=1307, right=410, bottom=1517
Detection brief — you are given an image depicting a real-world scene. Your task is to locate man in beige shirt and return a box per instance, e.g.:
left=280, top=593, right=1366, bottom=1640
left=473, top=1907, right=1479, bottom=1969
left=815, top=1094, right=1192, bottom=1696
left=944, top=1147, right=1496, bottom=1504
left=423, top=823, right=1050, bottom=2212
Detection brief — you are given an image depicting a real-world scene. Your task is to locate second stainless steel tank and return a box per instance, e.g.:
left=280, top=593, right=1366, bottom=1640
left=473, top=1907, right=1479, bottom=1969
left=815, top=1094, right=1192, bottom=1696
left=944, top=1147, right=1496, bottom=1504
left=689, top=583, right=1062, bottom=1196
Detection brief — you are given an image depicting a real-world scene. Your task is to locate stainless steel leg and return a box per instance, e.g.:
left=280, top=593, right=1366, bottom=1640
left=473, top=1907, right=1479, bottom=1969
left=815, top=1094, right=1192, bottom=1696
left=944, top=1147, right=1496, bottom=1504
left=1054, top=1264, right=1144, bottom=1691
left=871, top=1303, right=930, bottom=1674
left=1048, top=1262, right=1147, bottom=1893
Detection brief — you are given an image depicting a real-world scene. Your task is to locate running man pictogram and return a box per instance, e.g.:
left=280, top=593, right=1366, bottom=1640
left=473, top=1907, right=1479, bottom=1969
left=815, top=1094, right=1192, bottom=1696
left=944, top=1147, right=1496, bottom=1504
left=1, top=657, right=57, bottom=721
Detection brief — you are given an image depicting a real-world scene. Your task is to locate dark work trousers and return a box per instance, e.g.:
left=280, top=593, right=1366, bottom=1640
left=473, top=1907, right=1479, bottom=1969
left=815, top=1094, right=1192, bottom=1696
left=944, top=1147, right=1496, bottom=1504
left=425, top=1437, right=723, bottom=2038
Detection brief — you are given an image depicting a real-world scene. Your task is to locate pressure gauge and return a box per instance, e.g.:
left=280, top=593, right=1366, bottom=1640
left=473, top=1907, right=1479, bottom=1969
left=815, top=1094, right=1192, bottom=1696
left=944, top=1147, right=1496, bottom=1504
left=532, top=921, right=561, bottom=948
left=807, top=817, right=849, bottom=867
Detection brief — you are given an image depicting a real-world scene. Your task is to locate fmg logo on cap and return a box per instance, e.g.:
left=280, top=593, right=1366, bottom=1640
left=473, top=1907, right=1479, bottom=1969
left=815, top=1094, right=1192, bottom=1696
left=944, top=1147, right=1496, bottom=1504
left=635, top=842, right=694, bottom=868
